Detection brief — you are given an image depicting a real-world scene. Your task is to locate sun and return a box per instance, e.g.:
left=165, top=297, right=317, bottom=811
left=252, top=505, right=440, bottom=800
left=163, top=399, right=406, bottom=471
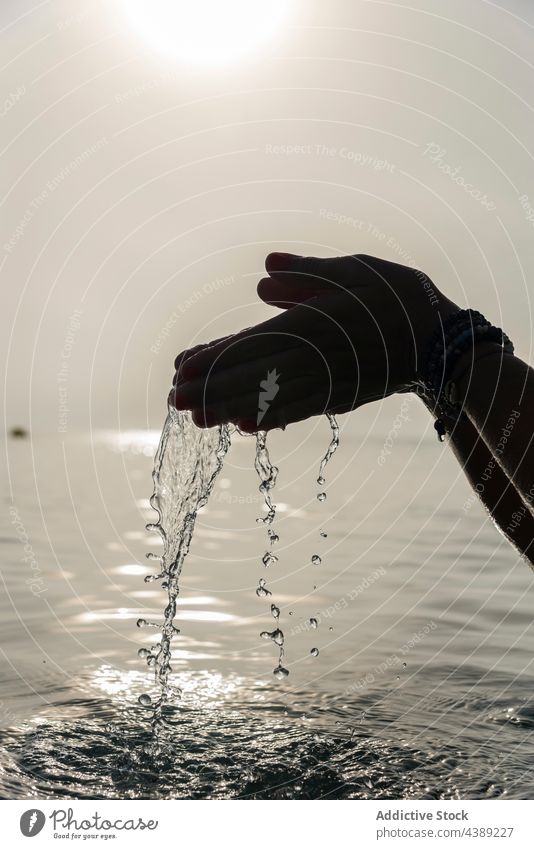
left=118, top=0, right=293, bottom=67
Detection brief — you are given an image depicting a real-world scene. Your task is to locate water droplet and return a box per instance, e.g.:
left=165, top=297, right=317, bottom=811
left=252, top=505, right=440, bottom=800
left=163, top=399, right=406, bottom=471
left=146, top=552, right=162, bottom=561
left=320, top=531, right=327, bottom=538
left=273, top=665, right=289, bottom=679
left=260, top=631, right=271, bottom=640
left=317, top=492, right=326, bottom=502
left=271, top=604, right=280, bottom=621
left=138, top=694, right=152, bottom=706
left=271, top=628, right=284, bottom=646
left=136, top=618, right=147, bottom=628
left=268, top=529, right=279, bottom=545
left=313, top=584, right=317, bottom=590
left=144, top=573, right=160, bottom=583
left=396, top=675, right=400, bottom=681
left=317, top=475, right=325, bottom=486
left=329, top=626, right=333, bottom=631
left=137, top=648, right=150, bottom=658
left=309, top=617, right=318, bottom=629
left=256, top=577, right=272, bottom=598
left=310, top=647, right=319, bottom=657
left=311, top=554, right=322, bottom=565
left=262, top=551, right=278, bottom=567
left=402, top=662, right=407, bottom=668
left=145, top=523, right=159, bottom=533
left=288, top=610, right=293, bottom=616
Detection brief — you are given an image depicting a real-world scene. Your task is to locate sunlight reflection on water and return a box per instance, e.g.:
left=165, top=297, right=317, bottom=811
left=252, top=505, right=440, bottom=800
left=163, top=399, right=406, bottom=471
left=2, top=428, right=534, bottom=798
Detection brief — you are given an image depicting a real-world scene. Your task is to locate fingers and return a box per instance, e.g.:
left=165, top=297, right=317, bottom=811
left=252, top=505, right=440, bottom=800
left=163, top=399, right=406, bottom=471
left=173, top=333, right=239, bottom=385
left=236, top=385, right=348, bottom=432
left=236, top=390, right=331, bottom=432
left=179, top=305, right=317, bottom=381
left=173, top=342, right=209, bottom=384
left=265, top=252, right=343, bottom=284
left=257, top=276, right=334, bottom=309
left=187, top=373, right=336, bottom=431
left=260, top=252, right=386, bottom=309
left=172, top=344, right=331, bottom=413
left=174, top=334, right=235, bottom=371
left=261, top=253, right=344, bottom=308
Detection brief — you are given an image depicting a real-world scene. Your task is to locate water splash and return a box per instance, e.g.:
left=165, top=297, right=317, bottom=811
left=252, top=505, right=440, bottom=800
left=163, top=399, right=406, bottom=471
left=142, top=406, right=230, bottom=732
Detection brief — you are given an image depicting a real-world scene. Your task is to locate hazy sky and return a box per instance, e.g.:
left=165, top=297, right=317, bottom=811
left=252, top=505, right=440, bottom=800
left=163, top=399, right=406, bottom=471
left=2, top=0, right=534, bottom=433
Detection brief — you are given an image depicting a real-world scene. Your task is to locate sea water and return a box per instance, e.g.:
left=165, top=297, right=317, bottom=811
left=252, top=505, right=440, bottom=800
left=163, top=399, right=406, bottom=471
left=2, top=425, right=534, bottom=798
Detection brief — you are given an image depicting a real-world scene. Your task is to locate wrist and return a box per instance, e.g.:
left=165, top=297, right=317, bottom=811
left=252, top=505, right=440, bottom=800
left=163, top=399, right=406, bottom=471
left=414, top=296, right=459, bottom=382
left=453, top=343, right=516, bottom=405
left=416, top=308, right=515, bottom=441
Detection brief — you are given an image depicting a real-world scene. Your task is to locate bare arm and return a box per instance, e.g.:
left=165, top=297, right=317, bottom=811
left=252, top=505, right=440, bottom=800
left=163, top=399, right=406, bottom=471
left=419, top=392, right=534, bottom=566
left=453, top=344, right=534, bottom=515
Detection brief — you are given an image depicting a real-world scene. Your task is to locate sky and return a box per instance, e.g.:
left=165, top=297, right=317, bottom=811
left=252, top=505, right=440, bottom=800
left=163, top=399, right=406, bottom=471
left=2, top=0, right=534, bottom=434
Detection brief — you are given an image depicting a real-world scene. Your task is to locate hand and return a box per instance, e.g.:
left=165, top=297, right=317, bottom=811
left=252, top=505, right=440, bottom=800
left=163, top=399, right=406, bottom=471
left=170, top=252, right=458, bottom=431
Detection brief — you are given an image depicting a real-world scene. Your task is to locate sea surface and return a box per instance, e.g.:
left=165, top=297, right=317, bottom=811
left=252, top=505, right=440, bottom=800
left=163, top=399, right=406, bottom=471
left=2, top=403, right=534, bottom=799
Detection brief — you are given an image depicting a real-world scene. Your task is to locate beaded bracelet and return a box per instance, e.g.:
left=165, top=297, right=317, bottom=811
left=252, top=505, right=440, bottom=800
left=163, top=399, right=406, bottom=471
left=418, top=308, right=514, bottom=441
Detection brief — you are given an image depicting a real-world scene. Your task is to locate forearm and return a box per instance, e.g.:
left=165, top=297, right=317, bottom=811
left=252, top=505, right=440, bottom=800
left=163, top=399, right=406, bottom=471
left=453, top=344, right=534, bottom=510
left=419, top=393, right=534, bottom=564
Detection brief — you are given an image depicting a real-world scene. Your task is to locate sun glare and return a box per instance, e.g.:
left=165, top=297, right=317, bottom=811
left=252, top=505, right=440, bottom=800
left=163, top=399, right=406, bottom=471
left=118, top=0, right=292, bottom=67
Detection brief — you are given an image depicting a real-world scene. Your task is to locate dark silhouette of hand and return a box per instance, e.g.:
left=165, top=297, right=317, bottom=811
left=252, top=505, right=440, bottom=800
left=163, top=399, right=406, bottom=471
left=170, top=252, right=458, bottom=431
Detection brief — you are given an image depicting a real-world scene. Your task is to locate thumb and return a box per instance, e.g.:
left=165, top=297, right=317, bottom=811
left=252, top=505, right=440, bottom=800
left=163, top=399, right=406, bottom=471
left=258, top=252, right=341, bottom=309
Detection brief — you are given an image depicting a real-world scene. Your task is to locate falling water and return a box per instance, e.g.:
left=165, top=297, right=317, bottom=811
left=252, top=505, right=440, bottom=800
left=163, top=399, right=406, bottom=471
left=316, top=412, right=339, bottom=499
left=253, top=430, right=289, bottom=678
left=142, top=410, right=338, bottom=715
left=308, top=413, right=340, bottom=654
left=254, top=430, right=278, bottom=525
left=141, top=406, right=230, bottom=732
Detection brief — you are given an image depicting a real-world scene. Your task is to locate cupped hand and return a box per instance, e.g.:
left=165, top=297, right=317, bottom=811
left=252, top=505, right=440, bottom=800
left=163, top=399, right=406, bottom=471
left=170, top=252, right=458, bottom=431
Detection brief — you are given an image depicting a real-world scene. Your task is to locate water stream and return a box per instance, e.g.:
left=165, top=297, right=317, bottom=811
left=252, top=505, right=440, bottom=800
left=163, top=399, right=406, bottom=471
left=141, top=406, right=230, bottom=732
